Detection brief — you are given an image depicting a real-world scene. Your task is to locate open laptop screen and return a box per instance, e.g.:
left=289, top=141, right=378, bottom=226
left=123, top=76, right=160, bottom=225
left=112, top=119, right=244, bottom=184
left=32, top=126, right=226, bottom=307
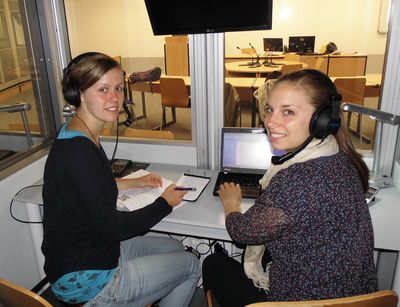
left=221, top=127, right=272, bottom=174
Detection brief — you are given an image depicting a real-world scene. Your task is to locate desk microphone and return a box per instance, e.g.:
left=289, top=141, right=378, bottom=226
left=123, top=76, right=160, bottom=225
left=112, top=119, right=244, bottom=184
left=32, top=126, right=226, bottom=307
left=249, top=43, right=261, bottom=67
left=236, top=46, right=255, bottom=66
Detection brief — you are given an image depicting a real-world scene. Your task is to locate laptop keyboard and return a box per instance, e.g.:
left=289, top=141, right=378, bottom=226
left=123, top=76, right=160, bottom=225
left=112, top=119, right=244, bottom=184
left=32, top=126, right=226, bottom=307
left=222, top=173, right=261, bottom=187
left=213, top=173, right=262, bottom=198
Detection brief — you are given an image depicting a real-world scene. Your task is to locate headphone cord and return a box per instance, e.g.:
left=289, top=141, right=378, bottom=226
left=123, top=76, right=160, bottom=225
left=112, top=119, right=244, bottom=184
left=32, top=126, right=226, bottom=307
left=110, top=116, right=119, bottom=162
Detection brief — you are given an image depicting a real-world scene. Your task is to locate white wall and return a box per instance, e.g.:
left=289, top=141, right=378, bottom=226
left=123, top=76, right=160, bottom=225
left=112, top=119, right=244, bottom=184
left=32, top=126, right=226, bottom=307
left=64, top=0, right=387, bottom=58
left=226, top=0, right=387, bottom=55
left=0, top=156, right=46, bottom=288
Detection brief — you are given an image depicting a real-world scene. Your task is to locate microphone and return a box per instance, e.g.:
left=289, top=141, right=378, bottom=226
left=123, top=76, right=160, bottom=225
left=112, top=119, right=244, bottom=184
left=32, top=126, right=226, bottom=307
left=236, top=46, right=255, bottom=66
left=271, top=134, right=315, bottom=165
left=249, top=43, right=261, bottom=67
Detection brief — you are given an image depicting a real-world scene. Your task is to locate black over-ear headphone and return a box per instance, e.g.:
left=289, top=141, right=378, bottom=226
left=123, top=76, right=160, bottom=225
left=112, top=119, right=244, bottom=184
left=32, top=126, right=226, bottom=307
left=62, top=52, right=100, bottom=107
left=304, top=69, right=342, bottom=139
left=271, top=69, right=342, bottom=165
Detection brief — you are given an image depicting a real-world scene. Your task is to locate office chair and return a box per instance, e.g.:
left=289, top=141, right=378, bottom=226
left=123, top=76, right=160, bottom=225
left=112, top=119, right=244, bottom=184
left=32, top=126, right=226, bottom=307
left=334, top=77, right=366, bottom=141
left=154, top=77, right=191, bottom=130
left=206, top=289, right=398, bottom=307
left=280, top=63, right=304, bottom=75
left=124, top=128, right=175, bottom=139
left=0, top=277, right=52, bottom=307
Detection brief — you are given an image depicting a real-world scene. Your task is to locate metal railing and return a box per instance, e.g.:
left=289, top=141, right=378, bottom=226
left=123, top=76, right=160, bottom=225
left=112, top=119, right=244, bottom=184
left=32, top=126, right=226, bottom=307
left=0, top=102, right=33, bottom=147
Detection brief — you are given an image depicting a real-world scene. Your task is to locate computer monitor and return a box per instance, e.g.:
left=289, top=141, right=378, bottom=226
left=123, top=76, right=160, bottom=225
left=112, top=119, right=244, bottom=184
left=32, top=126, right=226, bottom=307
left=263, top=38, right=283, bottom=52
left=288, top=36, right=315, bottom=54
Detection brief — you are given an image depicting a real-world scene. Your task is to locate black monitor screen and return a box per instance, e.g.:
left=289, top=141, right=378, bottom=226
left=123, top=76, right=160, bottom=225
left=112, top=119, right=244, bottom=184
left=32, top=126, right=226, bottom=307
left=288, top=36, right=315, bottom=53
left=263, top=38, right=283, bottom=52
left=145, top=0, right=273, bottom=35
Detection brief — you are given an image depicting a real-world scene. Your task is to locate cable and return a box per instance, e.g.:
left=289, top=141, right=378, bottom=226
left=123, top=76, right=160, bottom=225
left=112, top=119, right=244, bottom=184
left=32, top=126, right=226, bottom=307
left=110, top=116, right=119, bottom=162
left=10, top=184, right=44, bottom=224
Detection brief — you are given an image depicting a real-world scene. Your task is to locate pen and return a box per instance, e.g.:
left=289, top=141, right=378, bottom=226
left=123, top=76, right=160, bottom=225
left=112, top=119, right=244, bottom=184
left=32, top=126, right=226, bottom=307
left=175, top=187, right=197, bottom=191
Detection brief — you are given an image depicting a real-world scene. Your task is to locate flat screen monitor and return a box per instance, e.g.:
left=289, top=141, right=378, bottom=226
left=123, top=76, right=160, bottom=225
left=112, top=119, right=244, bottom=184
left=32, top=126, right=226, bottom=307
left=145, top=0, right=273, bottom=35
left=263, top=38, right=283, bottom=52
left=288, top=36, right=315, bottom=53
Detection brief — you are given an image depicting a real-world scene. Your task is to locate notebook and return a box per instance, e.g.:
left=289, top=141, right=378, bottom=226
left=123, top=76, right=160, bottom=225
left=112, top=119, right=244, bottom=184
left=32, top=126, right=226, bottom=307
left=213, top=127, right=272, bottom=198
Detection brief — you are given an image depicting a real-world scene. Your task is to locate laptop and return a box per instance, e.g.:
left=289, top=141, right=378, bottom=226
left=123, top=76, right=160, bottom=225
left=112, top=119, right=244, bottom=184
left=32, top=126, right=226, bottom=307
left=213, top=127, right=272, bottom=198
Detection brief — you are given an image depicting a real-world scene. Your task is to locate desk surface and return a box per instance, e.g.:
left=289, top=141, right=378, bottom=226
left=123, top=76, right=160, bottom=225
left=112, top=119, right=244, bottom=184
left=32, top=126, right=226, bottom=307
left=14, top=163, right=400, bottom=248
left=225, top=60, right=305, bottom=75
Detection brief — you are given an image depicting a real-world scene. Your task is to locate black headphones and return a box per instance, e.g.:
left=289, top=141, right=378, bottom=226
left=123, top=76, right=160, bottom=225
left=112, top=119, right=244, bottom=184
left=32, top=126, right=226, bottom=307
left=271, top=69, right=342, bottom=165
left=305, top=69, right=342, bottom=139
left=62, top=52, right=100, bottom=107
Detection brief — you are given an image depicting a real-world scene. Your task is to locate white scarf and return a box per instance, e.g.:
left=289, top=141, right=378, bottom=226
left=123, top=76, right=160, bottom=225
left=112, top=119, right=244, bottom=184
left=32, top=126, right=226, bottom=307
left=243, top=135, right=339, bottom=292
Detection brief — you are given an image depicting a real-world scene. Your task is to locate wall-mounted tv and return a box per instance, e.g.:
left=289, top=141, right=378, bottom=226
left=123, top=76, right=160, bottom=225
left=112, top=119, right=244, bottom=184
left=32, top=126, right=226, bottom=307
left=145, top=0, right=273, bottom=35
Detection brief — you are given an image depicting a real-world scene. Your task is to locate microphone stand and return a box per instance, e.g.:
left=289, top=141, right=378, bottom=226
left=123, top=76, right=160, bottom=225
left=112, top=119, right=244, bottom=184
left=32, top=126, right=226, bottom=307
left=248, top=43, right=261, bottom=68
left=263, top=49, right=278, bottom=67
left=236, top=46, right=255, bottom=66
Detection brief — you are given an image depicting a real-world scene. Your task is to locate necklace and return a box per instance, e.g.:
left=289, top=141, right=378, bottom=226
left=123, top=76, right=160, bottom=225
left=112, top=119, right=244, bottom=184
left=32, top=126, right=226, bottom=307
left=75, top=114, right=100, bottom=147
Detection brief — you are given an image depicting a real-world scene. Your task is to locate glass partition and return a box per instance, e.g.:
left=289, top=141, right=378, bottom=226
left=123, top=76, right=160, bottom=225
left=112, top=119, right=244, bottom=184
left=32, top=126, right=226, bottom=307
left=223, top=0, right=389, bottom=153
left=63, top=0, right=193, bottom=142
left=0, top=0, right=56, bottom=172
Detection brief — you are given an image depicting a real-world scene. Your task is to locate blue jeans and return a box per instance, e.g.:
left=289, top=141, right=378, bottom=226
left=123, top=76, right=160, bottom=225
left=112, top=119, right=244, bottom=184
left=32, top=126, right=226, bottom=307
left=87, top=236, right=201, bottom=307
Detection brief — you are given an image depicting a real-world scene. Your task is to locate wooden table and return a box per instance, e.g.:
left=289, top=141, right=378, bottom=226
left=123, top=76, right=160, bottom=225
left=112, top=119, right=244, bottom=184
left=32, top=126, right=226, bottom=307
left=225, top=60, right=306, bottom=77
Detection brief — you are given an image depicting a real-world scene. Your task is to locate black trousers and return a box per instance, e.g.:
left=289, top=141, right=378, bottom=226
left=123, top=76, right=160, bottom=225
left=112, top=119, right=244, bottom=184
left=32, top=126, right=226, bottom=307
left=202, top=253, right=270, bottom=307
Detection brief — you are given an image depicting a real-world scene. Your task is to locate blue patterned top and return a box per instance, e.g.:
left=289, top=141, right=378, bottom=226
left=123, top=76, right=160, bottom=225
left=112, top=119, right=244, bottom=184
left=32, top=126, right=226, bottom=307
left=226, top=152, right=378, bottom=301
left=52, top=269, right=116, bottom=303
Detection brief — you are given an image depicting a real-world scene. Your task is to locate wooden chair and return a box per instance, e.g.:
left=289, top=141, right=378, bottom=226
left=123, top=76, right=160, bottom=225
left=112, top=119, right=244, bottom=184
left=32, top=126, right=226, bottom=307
left=333, top=77, right=366, bottom=141
left=0, top=277, right=52, bottom=307
left=124, top=128, right=175, bottom=139
left=206, top=289, right=398, bottom=307
left=280, top=63, right=303, bottom=75
left=154, top=77, right=191, bottom=130
left=244, top=290, right=398, bottom=307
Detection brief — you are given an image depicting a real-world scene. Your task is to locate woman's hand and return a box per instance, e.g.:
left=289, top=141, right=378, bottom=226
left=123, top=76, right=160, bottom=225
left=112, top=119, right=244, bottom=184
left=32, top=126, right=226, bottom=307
left=161, top=184, right=187, bottom=208
left=116, top=172, right=162, bottom=190
left=218, top=182, right=242, bottom=216
left=136, top=173, right=162, bottom=188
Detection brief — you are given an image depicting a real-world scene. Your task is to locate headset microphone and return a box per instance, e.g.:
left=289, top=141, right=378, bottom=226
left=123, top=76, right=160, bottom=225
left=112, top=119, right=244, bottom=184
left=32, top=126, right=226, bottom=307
left=271, top=134, right=315, bottom=165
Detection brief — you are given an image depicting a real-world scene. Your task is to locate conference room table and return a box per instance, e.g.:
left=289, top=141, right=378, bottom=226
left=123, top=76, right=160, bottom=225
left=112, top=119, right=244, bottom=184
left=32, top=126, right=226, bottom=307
left=225, top=60, right=306, bottom=77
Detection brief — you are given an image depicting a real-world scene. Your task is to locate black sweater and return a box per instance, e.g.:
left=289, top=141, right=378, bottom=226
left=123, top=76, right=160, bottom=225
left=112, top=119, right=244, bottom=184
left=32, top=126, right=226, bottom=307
left=41, top=137, right=172, bottom=283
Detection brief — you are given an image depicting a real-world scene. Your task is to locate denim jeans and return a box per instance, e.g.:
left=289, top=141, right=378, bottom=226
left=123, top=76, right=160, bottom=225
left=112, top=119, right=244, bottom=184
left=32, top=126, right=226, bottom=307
left=87, top=236, right=201, bottom=307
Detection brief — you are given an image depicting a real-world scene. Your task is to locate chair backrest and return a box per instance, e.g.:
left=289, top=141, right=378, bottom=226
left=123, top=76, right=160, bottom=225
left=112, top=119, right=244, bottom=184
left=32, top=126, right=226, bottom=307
left=0, top=278, right=52, bottom=307
left=334, top=77, right=366, bottom=106
left=124, top=128, right=175, bottom=139
left=159, top=77, right=190, bottom=108
left=245, top=290, right=398, bottom=307
left=280, top=63, right=303, bottom=75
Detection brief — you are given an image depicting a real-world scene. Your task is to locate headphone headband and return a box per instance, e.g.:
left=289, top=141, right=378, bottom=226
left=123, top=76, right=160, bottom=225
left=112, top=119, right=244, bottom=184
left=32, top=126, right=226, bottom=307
left=62, top=52, right=101, bottom=107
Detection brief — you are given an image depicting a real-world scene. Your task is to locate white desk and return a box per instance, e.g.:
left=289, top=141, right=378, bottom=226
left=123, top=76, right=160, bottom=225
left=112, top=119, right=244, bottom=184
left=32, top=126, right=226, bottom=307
left=13, top=163, right=400, bottom=288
